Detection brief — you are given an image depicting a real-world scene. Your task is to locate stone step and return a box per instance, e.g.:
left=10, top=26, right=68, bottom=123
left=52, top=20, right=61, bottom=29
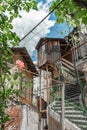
left=55, top=110, right=83, bottom=115
left=66, top=96, right=79, bottom=101
left=65, top=93, right=80, bottom=99
left=71, top=119, right=87, bottom=124
left=65, top=114, right=87, bottom=120
left=78, top=124, right=87, bottom=130
left=52, top=103, right=77, bottom=110
left=50, top=97, right=87, bottom=130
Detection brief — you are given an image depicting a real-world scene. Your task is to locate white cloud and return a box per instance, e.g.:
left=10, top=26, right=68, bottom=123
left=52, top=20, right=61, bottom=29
left=46, top=0, right=54, bottom=4
left=12, top=1, right=55, bottom=59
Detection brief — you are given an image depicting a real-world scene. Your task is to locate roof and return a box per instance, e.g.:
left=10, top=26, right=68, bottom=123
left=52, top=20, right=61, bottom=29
left=36, top=37, right=67, bottom=49
left=11, top=47, right=38, bottom=76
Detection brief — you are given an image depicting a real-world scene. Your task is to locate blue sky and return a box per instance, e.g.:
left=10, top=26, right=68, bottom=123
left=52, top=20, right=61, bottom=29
left=37, top=0, right=45, bottom=3
left=36, top=0, right=72, bottom=39
left=12, top=0, right=72, bottom=62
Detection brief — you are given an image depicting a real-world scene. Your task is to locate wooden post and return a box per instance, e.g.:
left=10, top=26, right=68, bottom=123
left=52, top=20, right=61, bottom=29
left=46, top=64, right=49, bottom=130
left=40, top=70, right=42, bottom=112
left=46, top=64, right=49, bottom=106
left=38, top=69, right=41, bottom=130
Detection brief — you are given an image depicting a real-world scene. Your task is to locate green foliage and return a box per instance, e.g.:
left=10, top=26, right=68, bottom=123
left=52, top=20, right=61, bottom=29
left=50, top=85, right=61, bottom=103
left=0, top=0, right=37, bottom=129
left=50, top=0, right=87, bottom=28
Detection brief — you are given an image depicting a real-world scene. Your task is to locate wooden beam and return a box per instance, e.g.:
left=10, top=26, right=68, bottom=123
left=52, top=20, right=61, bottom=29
left=19, top=96, right=31, bottom=105
left=40, top=109, right=47, bottom=113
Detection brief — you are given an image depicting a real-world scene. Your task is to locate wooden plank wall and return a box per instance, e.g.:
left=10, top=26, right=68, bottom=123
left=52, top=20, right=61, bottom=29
left=47, top=41, right=60, bottom=64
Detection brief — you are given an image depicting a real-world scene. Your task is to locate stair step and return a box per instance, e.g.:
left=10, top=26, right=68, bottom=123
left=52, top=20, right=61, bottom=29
left=52, top=105, right=75, bottom=110
left=65, top=114, right=87, bottom=119
left=65, top=106, right=75, bottom=109
left=71, top=119, right=87, bottom=124
left=78, top=124, right=87, bottom=130
left=55, top=110, right=83, bottom=115
left=66, top=96, right=79, bottom=100
left=52, top=102, right=78, bottom=109
left=65, top=110, right=83, bottom=114
left=54, top=101, right=75, bottom=106
left=65, top=93, right=80, bottom=99
left=52, top=104, right=81, bottom=111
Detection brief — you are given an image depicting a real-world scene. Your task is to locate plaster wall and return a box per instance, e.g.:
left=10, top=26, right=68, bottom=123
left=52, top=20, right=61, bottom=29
left=20, top=105, right=38, bottom=130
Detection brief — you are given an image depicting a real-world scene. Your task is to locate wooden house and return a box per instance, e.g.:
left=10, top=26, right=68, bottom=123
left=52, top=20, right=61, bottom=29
left=5, top=47, right=38, bottom=130
left=36, top=38, right=76, bottom=130
left=12, top=47, right=38, bottom=105
left=36, top=38, right=76, bottom=104
left=36, top=37, right=72, bottom=79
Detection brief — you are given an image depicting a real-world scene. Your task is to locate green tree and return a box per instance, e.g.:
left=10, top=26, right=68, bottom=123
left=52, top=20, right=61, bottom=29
left=0, top=0, right=37, bottom=129
left=50, top=0, right=87, bottom=29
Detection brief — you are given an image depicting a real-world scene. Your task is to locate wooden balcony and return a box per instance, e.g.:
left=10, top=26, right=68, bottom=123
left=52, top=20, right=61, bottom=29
left=74, top=43, right=87, bottom=67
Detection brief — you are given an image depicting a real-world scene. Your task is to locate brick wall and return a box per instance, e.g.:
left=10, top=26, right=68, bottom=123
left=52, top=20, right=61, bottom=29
left=5, top=105, right=22, bottom=130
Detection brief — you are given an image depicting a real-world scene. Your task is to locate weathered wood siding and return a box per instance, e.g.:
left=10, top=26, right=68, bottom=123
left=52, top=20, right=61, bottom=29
left=38, top=44, right=47, bottom=67
left=38, top=40, right=61, bottom=67
left=46, top=40, right=60, bottom=63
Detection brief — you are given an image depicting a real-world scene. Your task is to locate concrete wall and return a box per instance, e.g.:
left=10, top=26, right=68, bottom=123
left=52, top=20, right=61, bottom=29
left=20, top=105, right=38, bottom=130
left=48, top=114, right=62, bottom=130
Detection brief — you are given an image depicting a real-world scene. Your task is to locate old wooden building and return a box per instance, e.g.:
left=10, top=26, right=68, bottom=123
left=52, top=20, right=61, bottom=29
left=36, top=37, right=73, bottom=79
left=12, top=47, right=38, bottom=104
left=5, top=47, right=38, bottom=130
left=36, top=38, right=74, bottom=130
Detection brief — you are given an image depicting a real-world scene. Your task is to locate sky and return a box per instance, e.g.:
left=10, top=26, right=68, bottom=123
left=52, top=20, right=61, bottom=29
left=12, top=0, right=70, bottom=61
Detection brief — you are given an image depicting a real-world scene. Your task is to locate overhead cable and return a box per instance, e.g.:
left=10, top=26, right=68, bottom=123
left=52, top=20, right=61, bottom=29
left=19, top=0, right=65, bottom=43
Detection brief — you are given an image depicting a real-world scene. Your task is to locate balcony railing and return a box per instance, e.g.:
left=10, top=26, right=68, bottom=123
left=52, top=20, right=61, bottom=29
left=74, top=43, right=87, bottom=62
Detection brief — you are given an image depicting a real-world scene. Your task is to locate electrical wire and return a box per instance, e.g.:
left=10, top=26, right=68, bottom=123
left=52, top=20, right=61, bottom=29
left=22, top=23, right=51, bottom=46
left=8, top=42, right=87, bottom=94
left=22, top=21, right=65, bottom=46
left=20, top=17, right=65, bottom=46
left=9, top=41, right=87, bottom=77
left=19, top=0, right=65, bottom=43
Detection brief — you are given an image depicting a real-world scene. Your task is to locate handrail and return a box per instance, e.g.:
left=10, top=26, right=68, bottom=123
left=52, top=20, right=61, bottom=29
left=62, top=58, right=74, bottom=68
